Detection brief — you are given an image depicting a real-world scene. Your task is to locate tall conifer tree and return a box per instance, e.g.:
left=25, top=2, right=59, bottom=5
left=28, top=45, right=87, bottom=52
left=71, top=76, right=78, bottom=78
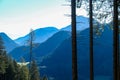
left=30, top=60, right=40, bottom=80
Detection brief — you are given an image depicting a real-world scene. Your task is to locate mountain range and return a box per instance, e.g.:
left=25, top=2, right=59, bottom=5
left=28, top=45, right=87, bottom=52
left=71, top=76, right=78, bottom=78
left=0, top=16, right=114, bottom=80
left=10, top=31, right=71, bottom=62
left=40, top=26, right=113, bottom=80
left=15, top=27, right=59, bottom=45
left=0, top=32, right=19, bottom=52
left=61, top=16, right=89, bottom=31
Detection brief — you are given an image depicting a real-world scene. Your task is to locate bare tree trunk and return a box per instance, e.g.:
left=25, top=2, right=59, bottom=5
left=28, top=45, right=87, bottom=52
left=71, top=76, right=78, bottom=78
left=28, top=29, right=34, bottom=80
left=113, top=0, right=119, bottom=80
left=71, top=0, right=78, bottom=80
left=89, top=0, right=94, bottom=80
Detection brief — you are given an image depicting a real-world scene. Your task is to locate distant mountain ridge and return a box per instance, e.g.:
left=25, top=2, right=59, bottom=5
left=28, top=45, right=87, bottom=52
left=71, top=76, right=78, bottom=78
left=10, top=31, right=71, bottom=62
left=9, top=26, right=113, bottom=80
left=40, top=26, right=113, bottom=80
left=8, top=16, right=114, bottom=80
left=61, top=16, right=89, bottom=31
left=15, top=27, right=59, bottom=45
left=14, top=16, right=90, bottom=46
left=0, top=32, right=19, bottom=52
left=10, top=16, right=93, bottom=63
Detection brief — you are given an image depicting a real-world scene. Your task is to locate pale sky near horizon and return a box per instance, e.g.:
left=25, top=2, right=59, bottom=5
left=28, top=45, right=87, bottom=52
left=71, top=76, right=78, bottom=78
left=0, top=0, right=87, bottom=39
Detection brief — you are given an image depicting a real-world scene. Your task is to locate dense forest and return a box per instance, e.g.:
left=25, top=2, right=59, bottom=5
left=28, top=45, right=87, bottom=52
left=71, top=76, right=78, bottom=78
left=0, top=36, right=47, bottom=80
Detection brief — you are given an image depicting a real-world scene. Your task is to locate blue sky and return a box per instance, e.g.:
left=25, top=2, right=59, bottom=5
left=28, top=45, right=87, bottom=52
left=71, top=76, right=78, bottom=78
left=0, top=0, right=87, bottom=39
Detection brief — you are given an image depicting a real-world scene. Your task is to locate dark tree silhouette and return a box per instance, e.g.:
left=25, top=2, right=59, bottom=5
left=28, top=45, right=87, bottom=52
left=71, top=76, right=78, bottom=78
left=89, top=0, right=94, bottom=80
left=71, top=0, right=78, bottom=80
left=30, top=60, right=40, bottom=80
left=113, top=0, right=119, bottom=80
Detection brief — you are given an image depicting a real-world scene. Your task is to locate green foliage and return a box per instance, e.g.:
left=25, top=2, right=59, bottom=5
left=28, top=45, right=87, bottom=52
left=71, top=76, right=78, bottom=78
left=19, top=58, right=29, bottom=80
left=19, top=65, right=29, bottom=80
left=42, top=76, right=48, bottom=80
left=0, top=36, right=29, bottom=80
left=0, top=36, right=5, bottom=50
left=30, top=60, right=40, bottom=80
left=0, top=36, right=7, bottom=74
left=0, top=35, right=43, bottom=80
left=6, top=59, right=16, bottom=80
left=0, top=59, right=6, bottom=74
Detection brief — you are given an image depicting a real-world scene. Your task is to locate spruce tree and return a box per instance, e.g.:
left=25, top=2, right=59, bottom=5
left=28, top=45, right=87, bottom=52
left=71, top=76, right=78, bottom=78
left=13, top=60, right=20, bottom=80
left=19, top=58, right=29, bottom=80
left=0, top=36, right=5, bottom=74
left=0, top=36, right=7, bottom=80
left=30, top=60, right=40, bottom=80
left=0, top=36, right=4, bottom=52
left=0, top=35, right=31, bottom=80
left=19, top=65, right=29, bottom=80
left=6, top=58, right=16, bottom=80
left=42, top=76, right=48, bottom=80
